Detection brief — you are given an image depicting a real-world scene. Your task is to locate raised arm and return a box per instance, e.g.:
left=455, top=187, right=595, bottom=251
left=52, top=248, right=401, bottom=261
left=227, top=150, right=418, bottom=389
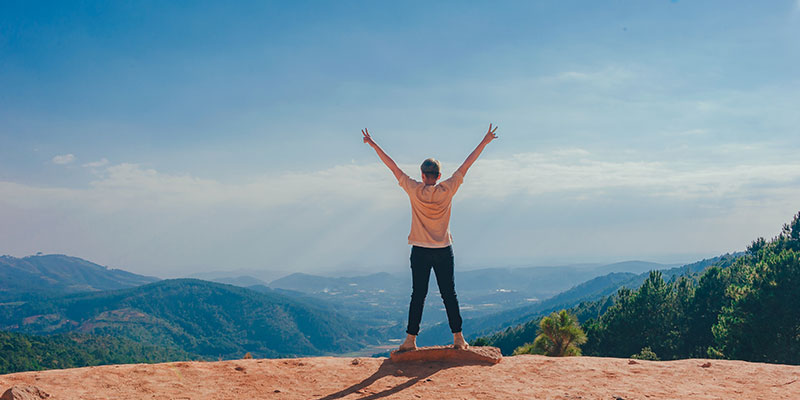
left=456, top=123, right=498, bottom=177
left=362, top=128, right=406, bottom=181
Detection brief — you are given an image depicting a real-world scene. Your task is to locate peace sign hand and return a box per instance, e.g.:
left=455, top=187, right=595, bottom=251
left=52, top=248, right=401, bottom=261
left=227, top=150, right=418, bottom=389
left=362, top=128, right=375, bottom=146
left=483, top=123, right=499, bottom=144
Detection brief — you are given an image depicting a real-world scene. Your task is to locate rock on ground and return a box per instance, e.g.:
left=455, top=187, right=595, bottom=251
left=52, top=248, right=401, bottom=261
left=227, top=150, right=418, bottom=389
left=390, top=345, right=502, bottom=364
left=1, top=384, right=50, bottom=400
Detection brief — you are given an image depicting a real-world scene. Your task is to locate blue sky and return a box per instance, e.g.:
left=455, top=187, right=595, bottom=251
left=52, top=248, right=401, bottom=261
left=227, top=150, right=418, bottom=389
left=2, top=1, right=799, bottom=277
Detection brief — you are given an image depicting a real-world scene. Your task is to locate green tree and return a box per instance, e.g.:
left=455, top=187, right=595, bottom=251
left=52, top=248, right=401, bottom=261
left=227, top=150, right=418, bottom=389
left=684, top=266, right=730, bottom=357
left=513, top=310, right=586, bottom=357
left=582, top=271, right=693, bottom=359
left=0, top=330, right=198, bottom=374
left=631, top=346, right=660, bottom=361
left=711, top=214, right=800, bottom=364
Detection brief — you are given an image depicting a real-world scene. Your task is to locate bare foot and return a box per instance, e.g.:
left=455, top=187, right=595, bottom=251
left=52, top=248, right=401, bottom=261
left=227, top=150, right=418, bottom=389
left=453, top=332, right=469, bottom=350
left=398, top=334, right=417, bottom=352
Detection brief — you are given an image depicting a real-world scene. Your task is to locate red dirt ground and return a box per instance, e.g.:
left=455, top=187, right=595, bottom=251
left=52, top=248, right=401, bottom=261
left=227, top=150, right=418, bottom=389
left=2, top=355, right=799, bottom=399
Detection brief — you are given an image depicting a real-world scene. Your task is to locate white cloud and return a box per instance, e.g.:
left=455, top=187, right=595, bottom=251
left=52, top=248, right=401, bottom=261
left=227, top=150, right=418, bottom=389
left=456, top=149, right=800, bottom=203
left=13, top=152, right=800, bottom=213
left=3, top=152, right=799, bottom=275
left=82, top=158, right=109, bottom=168
left=51, top=154, right=75, bottom=165
left=539, top=67, right=636, bottom=87
left=79, top=162, right=404, bottom=211
left=28, top=150, right=791, bottom=215
left=552, top=71, right=592, bottom=81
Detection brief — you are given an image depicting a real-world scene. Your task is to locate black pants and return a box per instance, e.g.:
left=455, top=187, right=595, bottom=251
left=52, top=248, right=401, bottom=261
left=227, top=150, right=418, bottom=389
left=406, top=245, right=463, bottom=335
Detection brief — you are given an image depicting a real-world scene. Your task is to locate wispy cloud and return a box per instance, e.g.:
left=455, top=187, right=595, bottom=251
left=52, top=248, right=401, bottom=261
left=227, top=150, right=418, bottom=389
left=18, top=149, right=799, bottom=212
left=82, top=158, right=109, bottom=168
left=4, top=149, right=799, bottom=275
left=458, top=150, right=800, bottom=202
left=51, top=154, right=75, bottom=165
left=538, top=67, right=637, bottom=88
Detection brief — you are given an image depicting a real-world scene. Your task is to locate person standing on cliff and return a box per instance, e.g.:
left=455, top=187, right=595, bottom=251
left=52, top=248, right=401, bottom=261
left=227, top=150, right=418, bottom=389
left=362, top=124, right=499, bottom=351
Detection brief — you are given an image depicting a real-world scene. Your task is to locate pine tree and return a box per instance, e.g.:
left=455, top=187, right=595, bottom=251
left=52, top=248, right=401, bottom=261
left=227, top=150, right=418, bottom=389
left=513, top=310, right=586, bottom=356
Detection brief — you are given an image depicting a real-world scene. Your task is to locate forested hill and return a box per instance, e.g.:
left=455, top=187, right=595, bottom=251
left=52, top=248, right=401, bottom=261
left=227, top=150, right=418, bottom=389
left=0, top=330, right=198, bottom=374
left=419, top=254, right=734, bottom=346
left=471, top=255, right=739, bottom=355
left=0, top=254, right=159, bottom=301
left=476, top=212, right=800, bottom=365
left=0, top=279, right=376, bottom=360
left=582, top=212, right=800, bottom=364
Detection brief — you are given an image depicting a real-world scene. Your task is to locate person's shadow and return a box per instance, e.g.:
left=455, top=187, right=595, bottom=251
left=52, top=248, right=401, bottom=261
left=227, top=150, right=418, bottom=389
left=316, top=358, right=495, bottom=400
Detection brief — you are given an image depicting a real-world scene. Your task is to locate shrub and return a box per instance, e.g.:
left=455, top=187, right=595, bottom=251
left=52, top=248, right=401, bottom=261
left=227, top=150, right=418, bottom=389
left=631, top=346, right=659, bottom=361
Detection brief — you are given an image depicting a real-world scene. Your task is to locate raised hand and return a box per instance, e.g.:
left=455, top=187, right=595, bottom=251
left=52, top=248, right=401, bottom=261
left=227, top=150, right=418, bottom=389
left=362, top=128, right=375, bottom=146
left=483, top=123, right=499, bottom=144
left=362, top=127, right=405, bottom=180
left=456, top=123, right=499, bottom=177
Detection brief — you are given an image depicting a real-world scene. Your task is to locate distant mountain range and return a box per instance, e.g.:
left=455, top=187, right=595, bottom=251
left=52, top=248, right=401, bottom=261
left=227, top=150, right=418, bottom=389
left=0, top=278, right=377, bottom=359
left=0, top=252, right=731, bottom=364
left=0, top=254, right=159, bottom=301
left=188, top=268, right=290, bottom=286
left=264, top=260, right=678, bottom=334
left=269, top=261, right=673, bottom=297
left=270, top=271, right=400, bottom=294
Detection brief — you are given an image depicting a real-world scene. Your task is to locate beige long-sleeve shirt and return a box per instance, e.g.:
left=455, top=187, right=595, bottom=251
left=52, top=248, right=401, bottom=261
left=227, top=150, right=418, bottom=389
left=397, top=171, right=465, bottom=248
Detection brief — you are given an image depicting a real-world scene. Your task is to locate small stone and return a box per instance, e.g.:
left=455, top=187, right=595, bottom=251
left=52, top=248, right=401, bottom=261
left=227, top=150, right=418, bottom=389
left=628, top=360, right=638, bottom=365
left=273, top=389, right=281, bottom=393
left=700, top=362, right=712, bottom=368
left=1, top=384, right=50, bottom=400
left=351, top=359, right=361, bottom=365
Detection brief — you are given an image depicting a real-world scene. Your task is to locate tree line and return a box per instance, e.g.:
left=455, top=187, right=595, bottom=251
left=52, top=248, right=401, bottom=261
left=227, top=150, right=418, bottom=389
left=0, top=330, right=197, bottom=374
left=483, top=212, right=800, bottom=365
